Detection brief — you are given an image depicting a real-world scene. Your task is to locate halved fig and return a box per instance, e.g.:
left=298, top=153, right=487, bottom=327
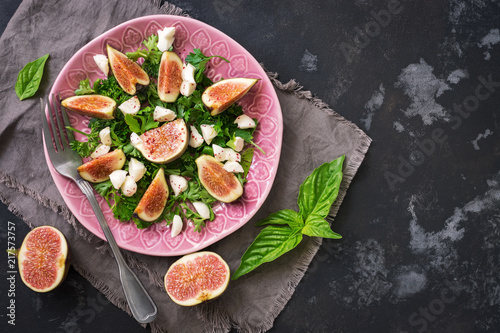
left=164, top=251, right=230, bottom=306
left=157, top=51, right=183, bottom=102
left=135, top=118, right=188, bottom=164
left=61, top=95, right=116, bottom=120
left=134, top=168, right=169, bottom=222
left=18, top=226, right=69, bottom=293
left=202, top=78, right=258, bottom=116
left=107, top=45, right=150, bottom=95
left=77, top=149, right=126, bottom=183
left=195, top=154, right=243, bottom=203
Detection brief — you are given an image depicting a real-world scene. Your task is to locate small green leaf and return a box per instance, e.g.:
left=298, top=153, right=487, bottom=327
left=298, top=156, right=344, bottom=220
left=240, top=148, right=254, bottom=179
left=75, top=78, right=95, bottom=95
left=302, top=215, right=342, bottom=239
left=232, top=225, right=303, bottom=280
left=256, top=209, right=303, bottom=229
left=124, top=114, right=141, bottom=133
left=233, top=129, right=265, bottom=154
left=15, top=54, right=49, bottom=100
left=185, top=48, right=230, bottom=83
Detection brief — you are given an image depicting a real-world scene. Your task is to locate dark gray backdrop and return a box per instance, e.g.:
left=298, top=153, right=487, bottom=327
left=1, top=1, right=499, bottom=332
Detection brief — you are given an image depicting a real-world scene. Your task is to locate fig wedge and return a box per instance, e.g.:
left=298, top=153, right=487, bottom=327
left=202, top=78, right=258, bottom=116
left=107, top=45, right=150, bottom=95
left=135, top=118, right=188, bottom=164
left=61, top=95, right=116, bottom=120
left=195, top=154, right=243, bottom=203
left=157, top=51, right=183, bottom=103
left=77, top=149, right=126, bottom=183
left=134, top=168, right=169, bottom=222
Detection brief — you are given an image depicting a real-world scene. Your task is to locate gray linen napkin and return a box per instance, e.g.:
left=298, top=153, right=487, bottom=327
left=0, top=0, right=371, bottom=332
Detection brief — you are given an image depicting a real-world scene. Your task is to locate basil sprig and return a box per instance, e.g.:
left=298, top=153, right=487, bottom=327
left=15, top=54, right=49, bottom=100
left=232, top=155, right=344, bottom=280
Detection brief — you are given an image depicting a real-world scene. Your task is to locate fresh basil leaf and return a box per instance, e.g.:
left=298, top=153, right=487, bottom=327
left=256, top=209, right=303, bottom=229
left=232, top=225, right=303, bottom=280
left=15, top=54, right=49, bottom=100
left=302, top=215, right=342, bottom=239
left=298, top=156, right=344, bottom=221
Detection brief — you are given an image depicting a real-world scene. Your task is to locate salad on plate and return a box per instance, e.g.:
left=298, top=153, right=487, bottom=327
left=62, top=26, right=263, bottom=239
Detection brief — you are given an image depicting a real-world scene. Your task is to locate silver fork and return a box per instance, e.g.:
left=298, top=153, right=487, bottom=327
left=40, top=93, right=157, bottom=324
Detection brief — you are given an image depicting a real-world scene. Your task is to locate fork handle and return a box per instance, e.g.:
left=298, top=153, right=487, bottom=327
left=77, top=179, right=158, bottom=324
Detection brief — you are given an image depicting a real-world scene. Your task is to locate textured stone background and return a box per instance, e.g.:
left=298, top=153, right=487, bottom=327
left=1, top=0, right=499, bottom=332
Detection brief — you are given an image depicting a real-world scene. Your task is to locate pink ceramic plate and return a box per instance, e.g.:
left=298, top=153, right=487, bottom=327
left=46, top=15, right=282, bottom=256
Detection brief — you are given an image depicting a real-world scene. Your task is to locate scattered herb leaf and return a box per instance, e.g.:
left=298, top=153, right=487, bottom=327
left=232, top=156, right=344, bottom=280
left=15, top=54, right=49, bottom=100
left=75, top=78, right=95, bottom=95
left=185, top=48, right=230, bottom=83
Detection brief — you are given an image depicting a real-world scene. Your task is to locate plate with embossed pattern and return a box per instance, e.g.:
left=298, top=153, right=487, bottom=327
left=45, top=15, right=282, bottom=256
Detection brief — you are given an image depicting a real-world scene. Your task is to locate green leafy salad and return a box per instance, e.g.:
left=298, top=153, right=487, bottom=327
left=68, top=34, right=261, bottom=231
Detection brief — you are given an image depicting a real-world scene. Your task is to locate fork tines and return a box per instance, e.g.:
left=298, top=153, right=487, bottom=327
left=41, top=93, right=73, bottom=153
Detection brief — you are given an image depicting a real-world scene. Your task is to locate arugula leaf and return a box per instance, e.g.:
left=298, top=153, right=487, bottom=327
left=124, top=114, right=142, bottom=133
left=133, top=218, right=155, bottom=229
left=126, top=35, right=160, bottom=61
left=75, top=78, right=95, bottom=95
left=93, top=76, right=130, bottom=104
left=146, top=82, right=165, bottom=107
left=240, top=148, right=254, bottom=179
left=185, top=48, right=229, bottom=83
left=94, top=180, right=145, bottom=225
left=67, top=118, right=108, bottom=157
left=232, top=156, right=344, bottom=280
left=231, top=128, right=265, bottom=154
left=180, top=202, right=209, bottom=232
left=15, top=54, right=49, bottom=100
left=113, top=192, right=142, bottom=222
left=93, top=180, right=115, bottom=206
left=127, top=35, right=163, bottom=78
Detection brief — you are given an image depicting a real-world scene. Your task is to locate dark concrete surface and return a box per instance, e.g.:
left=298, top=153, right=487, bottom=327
left=1, top=0, right=500, bottom=332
